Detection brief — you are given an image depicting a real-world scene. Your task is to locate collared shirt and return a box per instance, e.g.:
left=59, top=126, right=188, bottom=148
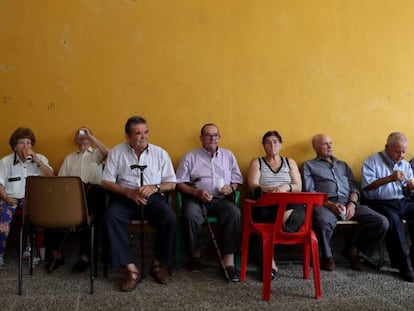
left=176, top=147, right=243, bottom=197
left=58, top=147, right=103, bottom=185
left=0, top=152, right=53, bottom=199
left=102, top=142, right=176, bottom=188
left=302, top=156, right=359, bottom=204
left=361, top=150, right=413, bottom=200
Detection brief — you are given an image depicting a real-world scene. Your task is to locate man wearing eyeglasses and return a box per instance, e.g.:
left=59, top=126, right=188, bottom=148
left=176, top=123, right=243, bottom=282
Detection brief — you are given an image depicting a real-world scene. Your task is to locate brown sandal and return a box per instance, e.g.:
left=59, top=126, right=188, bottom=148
left=121, top=270, right=141, bottom=292
left=151, top=260, right=170, bottom=284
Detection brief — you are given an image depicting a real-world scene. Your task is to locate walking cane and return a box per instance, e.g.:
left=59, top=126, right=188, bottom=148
left=202, top=209, right=230, bottom=281
left=137, top=165, right=147, bottom=276
left=48, top=233, right=68, bottom=273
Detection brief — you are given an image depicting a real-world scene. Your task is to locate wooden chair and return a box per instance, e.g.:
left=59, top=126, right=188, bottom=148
left=18, top=176, right=94, bottom=295
left=240, top=192, right=327, bottom=301
left=175, top=191, right=240, bottom=269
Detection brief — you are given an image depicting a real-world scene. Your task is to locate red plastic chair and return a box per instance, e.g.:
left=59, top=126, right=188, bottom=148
left=240, top=192, right=327, bottom=301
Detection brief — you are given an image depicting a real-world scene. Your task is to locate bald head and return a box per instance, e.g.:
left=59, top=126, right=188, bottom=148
left=312, top=134, right=334, bottom=159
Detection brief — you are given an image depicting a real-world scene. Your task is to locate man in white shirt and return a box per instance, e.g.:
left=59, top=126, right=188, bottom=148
left=102, top=116, right=176, bottom=292
left=45, top=128, right=109, bottom=273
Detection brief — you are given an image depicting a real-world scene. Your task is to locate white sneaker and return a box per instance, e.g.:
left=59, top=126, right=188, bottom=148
left=23, top=246, right=31, bottom=259
left=0, top=256, right=5, bottom=269
left=29, top=257, right=41, bottom=268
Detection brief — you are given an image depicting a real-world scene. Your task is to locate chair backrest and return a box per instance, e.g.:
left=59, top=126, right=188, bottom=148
left=24, top=176, right=89, bottom=228
left=244, top=192, right=327, bottom=239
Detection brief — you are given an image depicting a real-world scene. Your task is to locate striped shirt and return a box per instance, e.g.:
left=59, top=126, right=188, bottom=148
left=258, top=157, right=291, bottom=187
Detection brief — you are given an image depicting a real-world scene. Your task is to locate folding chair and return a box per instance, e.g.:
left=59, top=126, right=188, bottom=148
left=18, top=176, right=94, bottom=295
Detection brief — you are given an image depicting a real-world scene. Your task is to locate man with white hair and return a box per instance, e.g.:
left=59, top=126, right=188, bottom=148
left=362, top=132, right=414, bottom=282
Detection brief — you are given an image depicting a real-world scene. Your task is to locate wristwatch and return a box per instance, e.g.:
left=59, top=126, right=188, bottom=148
left=156, top=184, right=161, bottom=193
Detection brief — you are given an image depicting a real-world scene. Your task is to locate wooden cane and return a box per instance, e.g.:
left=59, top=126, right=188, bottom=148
left=202, top=210, right=230, bottom=281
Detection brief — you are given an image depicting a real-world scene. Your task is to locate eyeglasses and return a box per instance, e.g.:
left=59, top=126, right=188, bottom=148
left=202, top=133, right=220, bottom=138
left=264, top=140, right=280, bottom=145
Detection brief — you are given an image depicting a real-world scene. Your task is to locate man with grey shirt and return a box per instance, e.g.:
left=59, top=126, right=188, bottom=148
left=302, top=134, right=388, bottom=272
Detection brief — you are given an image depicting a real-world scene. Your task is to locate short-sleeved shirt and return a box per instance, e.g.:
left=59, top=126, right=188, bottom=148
left=58, top=147, right=103, bottom=185
left=176, top=147, right=243, bottom=198
left=102, top=142, right=176, bottom=188
left=302, top=156, right=359, bottom=204
left=0, top=152, right=53, bottom=199
left=361, top=150, right=413, bottom=200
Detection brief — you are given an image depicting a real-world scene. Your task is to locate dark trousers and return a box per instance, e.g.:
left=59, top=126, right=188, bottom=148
left=312, top=203, right=389, bottom=259
left=106, top=193, right=176, bottom=269
left=182, top=194, right=241, bottom=257
left=44, top=184, right=106, bottom=261
left=364, top=198, right=414, bottom=270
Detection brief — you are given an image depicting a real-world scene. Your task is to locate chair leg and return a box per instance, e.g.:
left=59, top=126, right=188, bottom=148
left=89, top=226, right=94, bottom=294
left=311, top=234, right=322, bottom=299
left=140, top=212, right=145, bottom=278
left=240, top=233, right=250, bottom=282
left=234, top=251, right=241, bottom=270
left=93, top=226, right=98, bottom=278
left=262, top=236, right=274, bottom=301
left=175, top=216, right=182, bottom=270
left=18, top=225, right=24, bottom=295
left=377, top=238, right=385, bottom=268
left=102, top=222, right=109, bottom=278
left=29, top=226, right=34, bottom=275
left=302, top=243, right=311, bottom=279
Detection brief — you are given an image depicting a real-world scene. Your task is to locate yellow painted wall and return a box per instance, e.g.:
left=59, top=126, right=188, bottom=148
left=1, top=0, right=414, bottom=192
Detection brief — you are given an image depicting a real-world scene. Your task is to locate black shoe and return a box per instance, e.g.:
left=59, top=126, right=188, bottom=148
left=45, top=256, right=64, bottom=272
left=271, top=268, right=279, bottom=281
left=188, top=257, right=202, bottom=272
left=399, top=268, right=414, bottom=282
left=72, top=259, right=90, bottom=274
left=224, top=266, right=240, bottom=282
left=261, top=268, right=279, bottom=282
